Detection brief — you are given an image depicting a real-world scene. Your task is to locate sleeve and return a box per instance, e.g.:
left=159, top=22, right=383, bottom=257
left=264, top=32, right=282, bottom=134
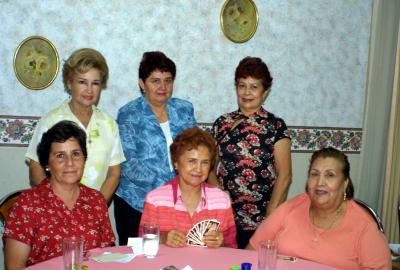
left=358, top=222, right=391, bottom=269
left=273, top=116, right=290, bottom=144
left=3, top=192, right=35, bottom=246
left=97, top=195, right=115, bottom=247
left=222, top=206, right=237, bottom=248
left=249, top=200, right=289, bottom=249
left=108, top=120, right=126, bottom=166
left=187, top=103, right=197, bottom=128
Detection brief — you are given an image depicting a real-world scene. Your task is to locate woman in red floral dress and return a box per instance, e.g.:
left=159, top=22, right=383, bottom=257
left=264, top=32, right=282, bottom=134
left=3, top=121, right=114, bottom=269
left=209, top=57, right=292, bottom=248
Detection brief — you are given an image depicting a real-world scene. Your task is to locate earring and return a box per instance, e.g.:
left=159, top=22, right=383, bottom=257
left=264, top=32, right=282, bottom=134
left=343, top=192, right=347, bottom=201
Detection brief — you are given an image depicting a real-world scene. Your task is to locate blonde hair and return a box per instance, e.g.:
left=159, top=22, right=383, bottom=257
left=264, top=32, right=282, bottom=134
left=62, top=48, right=109, bottom=94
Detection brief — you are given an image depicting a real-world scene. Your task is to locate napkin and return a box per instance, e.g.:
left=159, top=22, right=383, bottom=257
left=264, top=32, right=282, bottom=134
left=390, top=243, right=400, bottom=260
left=92, top=252, right=136, bottom=263
left=182, top=266, right=193, bottom=270
left=127, top=237, right=143, bottom=255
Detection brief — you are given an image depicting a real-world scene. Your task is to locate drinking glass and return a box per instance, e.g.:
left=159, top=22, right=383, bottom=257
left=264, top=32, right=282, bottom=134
left=257, top=240, right=277, bottom=270
left=62, top=236, right=84, bottom=270
left=142, top=223, right=160, bottom=258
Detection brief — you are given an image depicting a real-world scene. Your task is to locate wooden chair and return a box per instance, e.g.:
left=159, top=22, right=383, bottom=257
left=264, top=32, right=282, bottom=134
left=0, top=190, right=24, bottom=230
left=354, top=198, right=384, bottom=233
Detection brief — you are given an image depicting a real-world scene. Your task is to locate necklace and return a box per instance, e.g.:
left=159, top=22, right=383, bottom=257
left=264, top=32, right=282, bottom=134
left=310, top=202, right=345, bottom=244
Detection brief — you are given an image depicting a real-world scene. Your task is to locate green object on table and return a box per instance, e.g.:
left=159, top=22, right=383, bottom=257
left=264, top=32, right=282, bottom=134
left=230, top=266, right=240, bottom=270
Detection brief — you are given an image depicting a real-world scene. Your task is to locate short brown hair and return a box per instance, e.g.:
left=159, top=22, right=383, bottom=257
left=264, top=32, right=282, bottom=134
left=62, top=48, right=109, bottom=94
left=170, top=127, right=216, bottom=168
left=138, top=51, right=176, bottom=94
left=307, top=147, right=354, bottom=199
left=235, top=57, right=273, bottom=90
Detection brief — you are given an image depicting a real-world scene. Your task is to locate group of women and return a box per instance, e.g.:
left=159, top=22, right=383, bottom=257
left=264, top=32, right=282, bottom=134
left=2, top=48, right=392, bottom=270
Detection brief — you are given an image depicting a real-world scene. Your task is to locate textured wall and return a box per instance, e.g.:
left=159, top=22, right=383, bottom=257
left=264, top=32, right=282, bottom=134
left=0, top=0, right=372, bottom=127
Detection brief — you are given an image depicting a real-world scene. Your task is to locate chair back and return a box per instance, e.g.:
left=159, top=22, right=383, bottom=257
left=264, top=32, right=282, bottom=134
left=0, top=190, right=24, bottom=228
left=354, top=198, right=384, bottom=233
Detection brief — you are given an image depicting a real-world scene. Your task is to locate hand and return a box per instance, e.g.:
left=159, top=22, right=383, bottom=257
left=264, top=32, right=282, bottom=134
left=203, top=230, right=223, bottom=248
left=164, top=230, right=187, bottom=248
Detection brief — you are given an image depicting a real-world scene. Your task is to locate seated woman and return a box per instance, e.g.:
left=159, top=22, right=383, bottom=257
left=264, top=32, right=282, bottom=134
left=139, top=127, right=237, bottom=248
left=247, top=147, right=391, bottom=269
left=3, top=121, right=115, bottom=269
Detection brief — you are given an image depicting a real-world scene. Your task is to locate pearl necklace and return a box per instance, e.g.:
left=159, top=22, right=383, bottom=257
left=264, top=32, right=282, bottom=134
left=310, top=202, right=345, bottom=244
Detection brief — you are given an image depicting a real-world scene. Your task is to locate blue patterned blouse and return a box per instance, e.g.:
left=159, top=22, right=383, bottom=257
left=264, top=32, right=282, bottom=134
left=116, top=96, right=197, bottom=211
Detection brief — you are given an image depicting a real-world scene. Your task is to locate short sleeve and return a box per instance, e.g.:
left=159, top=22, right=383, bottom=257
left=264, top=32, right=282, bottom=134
left=3, top=192, right=35, bottom=246
left=358, top=222, right=391, bottom=269
left=273, top=117, right=290, bottom=144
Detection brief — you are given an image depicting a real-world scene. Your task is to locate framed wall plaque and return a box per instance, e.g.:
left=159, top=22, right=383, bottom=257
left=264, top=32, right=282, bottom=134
left=220, top=0, right=259, bottom=43
left=13, top=36, right=59, bottom=90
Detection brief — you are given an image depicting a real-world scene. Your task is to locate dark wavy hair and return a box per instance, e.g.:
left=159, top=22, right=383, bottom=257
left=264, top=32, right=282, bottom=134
left=235, top=57, right=273, bottom=90
left=37, top=120, right=87, bottom=176
left=307, top=147, right=354, bottom=199
left=138, top=51, right=176, bottom=94
left=170, top=127, right=216, bottom=169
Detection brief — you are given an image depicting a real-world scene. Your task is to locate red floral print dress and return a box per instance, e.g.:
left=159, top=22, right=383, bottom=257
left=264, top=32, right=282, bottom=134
left=3, top=179, right=115, bottom=266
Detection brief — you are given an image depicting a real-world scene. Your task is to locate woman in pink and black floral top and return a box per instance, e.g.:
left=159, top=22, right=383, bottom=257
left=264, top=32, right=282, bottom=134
left=3, top=121, right=114, bottom=269
left=209, top=57, right=292, bottom=249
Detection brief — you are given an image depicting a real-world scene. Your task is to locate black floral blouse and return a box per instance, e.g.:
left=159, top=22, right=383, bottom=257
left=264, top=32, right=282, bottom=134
left=212, top=107, right=290, bottom=231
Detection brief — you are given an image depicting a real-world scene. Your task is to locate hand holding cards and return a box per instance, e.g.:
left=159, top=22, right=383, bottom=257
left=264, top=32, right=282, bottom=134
left=186, top=219, right=221, bottom=247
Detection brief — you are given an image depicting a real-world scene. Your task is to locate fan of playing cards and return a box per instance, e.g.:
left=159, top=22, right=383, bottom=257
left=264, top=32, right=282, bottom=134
left=186, top=219, right=220, bottom=247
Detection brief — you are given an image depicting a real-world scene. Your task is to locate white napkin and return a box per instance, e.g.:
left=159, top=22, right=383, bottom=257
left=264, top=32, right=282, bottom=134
left=127, top=237, right=144, bottom=255
left=182, top=266, right=193, bottom=270
left=390, top=243, right=400, bottom=260
left=92, top=252, right=136, bottom=263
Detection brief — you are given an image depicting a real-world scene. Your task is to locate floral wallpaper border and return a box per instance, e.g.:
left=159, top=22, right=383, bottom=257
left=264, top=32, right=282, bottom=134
left=0, top=116, right=362, bottom=153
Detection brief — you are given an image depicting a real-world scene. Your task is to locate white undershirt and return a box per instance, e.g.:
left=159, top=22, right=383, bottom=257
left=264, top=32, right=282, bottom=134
left=160, top=121, right=174, bottom=171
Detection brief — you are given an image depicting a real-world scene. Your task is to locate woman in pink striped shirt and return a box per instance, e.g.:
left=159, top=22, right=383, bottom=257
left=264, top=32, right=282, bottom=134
left=140, top=127, right=237, bottom=248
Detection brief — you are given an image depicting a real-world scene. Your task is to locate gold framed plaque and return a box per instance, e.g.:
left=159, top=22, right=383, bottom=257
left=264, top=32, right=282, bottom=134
left=13, top=36, right=59, bottom=90
left=220, top=0, right=259, bottom=43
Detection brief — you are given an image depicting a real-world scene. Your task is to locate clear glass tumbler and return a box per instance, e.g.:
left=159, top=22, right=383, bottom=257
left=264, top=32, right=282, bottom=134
left=62, top=236, right=84, bottom=270
left=257, top=240, right=277, bottom=270
left=142, top=223, right=160, bottom=259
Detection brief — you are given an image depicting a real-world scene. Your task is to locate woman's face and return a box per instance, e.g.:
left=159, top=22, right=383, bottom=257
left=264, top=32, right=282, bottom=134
left=175, top=145, right=212, bottom=190
left=68, top=68, right=102, bottom=109
left=236, top=76, right=268, bottom=116
left=307, top=157, right=348, bottom=210
left=140, top=70, right=173, bottom=107
left=48, top=138, right=85, bottom=187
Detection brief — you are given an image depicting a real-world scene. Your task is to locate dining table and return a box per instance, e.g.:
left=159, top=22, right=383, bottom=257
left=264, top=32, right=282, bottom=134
left=25, top=245, right=340, bottom=270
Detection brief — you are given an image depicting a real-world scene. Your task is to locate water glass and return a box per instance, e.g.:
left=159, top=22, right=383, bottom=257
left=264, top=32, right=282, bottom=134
left=142, top=223, right=160, bottom=258
left=257, top=240, right=277, bottom=270
left=62, top=236, right=84, bottom=270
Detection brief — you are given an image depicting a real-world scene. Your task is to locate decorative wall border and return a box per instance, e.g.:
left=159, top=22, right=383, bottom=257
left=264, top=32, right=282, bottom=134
left=0, top=116, right=362, bottom=153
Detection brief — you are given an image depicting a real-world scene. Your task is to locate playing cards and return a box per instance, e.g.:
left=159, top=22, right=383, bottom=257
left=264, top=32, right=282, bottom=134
left=186, top=219, right=220, bottom=247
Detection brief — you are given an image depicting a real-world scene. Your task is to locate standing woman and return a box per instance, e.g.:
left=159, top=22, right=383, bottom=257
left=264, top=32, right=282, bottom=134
left=26, top=48, right=126, bottom=203
left=115, top=51, right=197, bottom=245
left=210, top=57, right=292, bottom=248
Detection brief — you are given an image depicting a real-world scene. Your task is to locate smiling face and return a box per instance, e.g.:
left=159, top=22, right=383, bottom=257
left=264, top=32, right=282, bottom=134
left=140, top=70, right=173, bottom=107
left=307, top=157, right=349, bottom=210
left=48, top=138, right=85, bottom=187
left=236, top=76, right=268, bottom=116
left=175, top=145, right=212, bottom=190
left=68, top=68, right=102, bottom=109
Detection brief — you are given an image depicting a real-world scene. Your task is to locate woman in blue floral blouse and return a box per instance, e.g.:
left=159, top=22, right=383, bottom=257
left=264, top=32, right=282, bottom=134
left=115, top=51, right=197, bottom=245
left=210, top=57, right=292, bottom=249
